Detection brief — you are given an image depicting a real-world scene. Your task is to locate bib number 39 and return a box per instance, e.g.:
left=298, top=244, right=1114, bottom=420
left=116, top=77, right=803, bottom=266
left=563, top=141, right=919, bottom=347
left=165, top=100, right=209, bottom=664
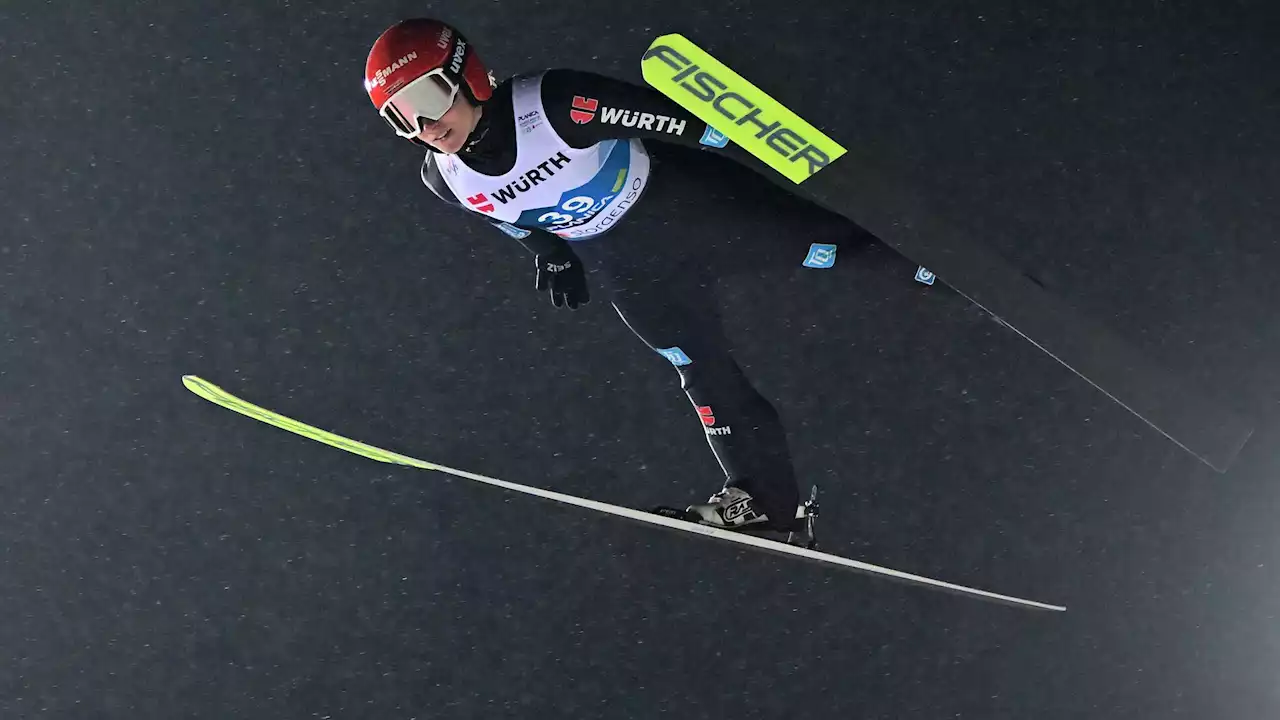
left=537, top=194, right=612, bottom=228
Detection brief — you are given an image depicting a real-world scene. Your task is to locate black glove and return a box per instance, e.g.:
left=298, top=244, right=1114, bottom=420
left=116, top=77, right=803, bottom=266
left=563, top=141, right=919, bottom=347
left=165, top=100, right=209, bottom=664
left=534, top=249, right=590, bottom=309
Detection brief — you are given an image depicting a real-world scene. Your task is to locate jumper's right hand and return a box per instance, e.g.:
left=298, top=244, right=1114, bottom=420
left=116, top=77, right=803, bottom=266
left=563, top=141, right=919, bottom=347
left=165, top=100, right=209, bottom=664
left=534, top=249, right=590, bottom=310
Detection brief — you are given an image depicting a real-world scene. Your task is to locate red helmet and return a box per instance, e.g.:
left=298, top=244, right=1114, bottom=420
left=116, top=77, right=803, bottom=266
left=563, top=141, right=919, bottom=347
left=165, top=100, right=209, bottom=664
left=364, top=19, right=495, bottom=139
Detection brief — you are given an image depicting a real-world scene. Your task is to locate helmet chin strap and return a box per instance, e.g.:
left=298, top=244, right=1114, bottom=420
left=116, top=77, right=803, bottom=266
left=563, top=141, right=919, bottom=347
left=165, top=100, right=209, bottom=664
left=462, top=123, right=489, bottom=152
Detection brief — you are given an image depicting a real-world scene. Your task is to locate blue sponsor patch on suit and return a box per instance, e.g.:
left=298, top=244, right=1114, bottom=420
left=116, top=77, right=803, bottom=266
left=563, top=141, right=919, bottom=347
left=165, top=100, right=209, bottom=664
left=657, top=347, right=692, bottom=366
left=803, top=243, right=838, bottom=268
left=699, top=126, right=729, bottom=148
left=914, top=266, right=936, bottom=285
left=495, top=222, right=531, bottom=239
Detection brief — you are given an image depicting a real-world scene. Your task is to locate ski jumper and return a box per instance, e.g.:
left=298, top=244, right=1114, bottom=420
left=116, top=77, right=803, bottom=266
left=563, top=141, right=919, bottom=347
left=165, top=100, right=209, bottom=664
left=421, top=68, right=894, bottom=525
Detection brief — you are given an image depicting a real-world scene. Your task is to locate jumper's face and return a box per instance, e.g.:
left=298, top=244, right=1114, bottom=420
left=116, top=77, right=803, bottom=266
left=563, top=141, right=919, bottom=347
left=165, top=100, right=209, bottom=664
left=416, top=95, right=481, bottom=154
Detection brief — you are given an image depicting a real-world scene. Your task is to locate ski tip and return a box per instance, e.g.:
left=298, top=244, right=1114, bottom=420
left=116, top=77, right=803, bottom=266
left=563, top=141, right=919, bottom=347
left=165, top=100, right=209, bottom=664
left=181, top=375, right=214, bottom=395
left=182, top=375, right=225, bottom=402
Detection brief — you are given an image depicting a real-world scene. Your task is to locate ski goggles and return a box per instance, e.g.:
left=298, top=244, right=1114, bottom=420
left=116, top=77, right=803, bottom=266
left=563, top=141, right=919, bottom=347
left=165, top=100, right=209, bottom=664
left=379, top=69, right=459, bottom=138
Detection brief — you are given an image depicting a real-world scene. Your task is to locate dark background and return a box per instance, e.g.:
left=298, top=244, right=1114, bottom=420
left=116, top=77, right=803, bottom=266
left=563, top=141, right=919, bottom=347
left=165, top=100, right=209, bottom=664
left=3, top=1, right=1279, bottom=717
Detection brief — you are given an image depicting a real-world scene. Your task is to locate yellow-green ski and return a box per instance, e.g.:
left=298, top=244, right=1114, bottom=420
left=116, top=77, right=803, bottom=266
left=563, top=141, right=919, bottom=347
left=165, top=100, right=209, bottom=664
left=183, top=375, right=1065, bottom=612
left=641, top=33, right=846, bottom=184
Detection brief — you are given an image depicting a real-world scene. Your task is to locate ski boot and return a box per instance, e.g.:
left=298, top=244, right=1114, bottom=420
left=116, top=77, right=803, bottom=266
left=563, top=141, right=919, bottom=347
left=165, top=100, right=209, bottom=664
left=651, top=485, right=819, bottom=550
